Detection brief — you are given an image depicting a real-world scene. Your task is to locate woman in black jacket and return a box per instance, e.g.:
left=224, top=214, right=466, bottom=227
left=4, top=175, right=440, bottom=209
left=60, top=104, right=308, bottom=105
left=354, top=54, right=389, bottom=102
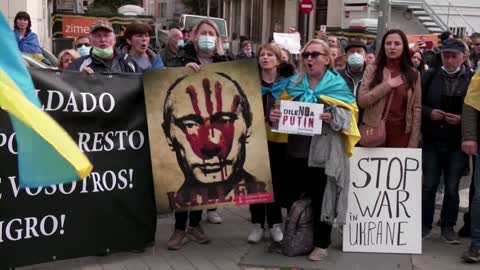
left=166, top=19, right=229, bottom=251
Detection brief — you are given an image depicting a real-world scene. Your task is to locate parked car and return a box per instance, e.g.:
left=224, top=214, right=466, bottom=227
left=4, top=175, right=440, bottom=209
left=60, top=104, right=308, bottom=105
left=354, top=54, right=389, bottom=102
left=22, top=54, right=56, bottom=69
left=41, top=47, right=59, bottom=67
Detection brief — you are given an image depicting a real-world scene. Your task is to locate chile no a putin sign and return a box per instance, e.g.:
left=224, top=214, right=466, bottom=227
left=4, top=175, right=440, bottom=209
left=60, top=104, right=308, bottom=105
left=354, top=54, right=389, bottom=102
left=299, top=0, right=313, bottom=14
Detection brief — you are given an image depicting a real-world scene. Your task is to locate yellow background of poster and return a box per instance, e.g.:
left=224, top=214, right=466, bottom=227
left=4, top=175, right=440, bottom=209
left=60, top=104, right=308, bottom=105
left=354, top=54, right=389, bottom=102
left=144, top=60, right=273, bottom=213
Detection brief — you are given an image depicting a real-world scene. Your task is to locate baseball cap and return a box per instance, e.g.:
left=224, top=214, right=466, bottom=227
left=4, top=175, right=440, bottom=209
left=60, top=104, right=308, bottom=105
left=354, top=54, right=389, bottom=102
left=440, top=39, right=466, bottom=54
left=90, top=20, right=114, bottom=33
left=345, top=39, right=367, bottom=53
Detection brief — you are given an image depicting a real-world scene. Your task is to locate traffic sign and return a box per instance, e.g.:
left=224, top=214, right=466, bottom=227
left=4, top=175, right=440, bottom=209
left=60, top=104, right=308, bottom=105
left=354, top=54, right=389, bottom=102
left=299, top=0, right=313, bottom=14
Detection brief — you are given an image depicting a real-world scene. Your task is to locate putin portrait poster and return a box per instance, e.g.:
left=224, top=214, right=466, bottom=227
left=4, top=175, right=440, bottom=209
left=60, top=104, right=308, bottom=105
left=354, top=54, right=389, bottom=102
left=144, top=60, right=274, bottom=213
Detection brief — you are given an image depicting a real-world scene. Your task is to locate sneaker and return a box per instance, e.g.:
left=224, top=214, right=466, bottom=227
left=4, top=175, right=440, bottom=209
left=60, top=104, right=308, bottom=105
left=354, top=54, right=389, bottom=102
left=206, top=210, right=223, bottom=224
left=441, top=226, right=460, bottom=245
left=462, top=246, right=480, bottom=263
left=459, top=224, right=471, bottom=238
left=308, top=247, right=328, bottom=261
left=187, top=225, right=210, bottom=244
left=167, top=229, right=187, bottom=250
left=130, top=248, right=145, bottom=253
left=269, top=224, right=283, bottom=242
left=422, top=226, right=432, bottom=239
left=247, top=224, right=264, bottom=243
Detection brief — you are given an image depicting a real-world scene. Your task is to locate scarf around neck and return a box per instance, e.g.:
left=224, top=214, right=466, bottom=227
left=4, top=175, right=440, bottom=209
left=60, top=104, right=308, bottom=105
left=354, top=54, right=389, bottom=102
left=261, top=76, right=289, bottom=99
left=287, top=69, right=355, bottom=105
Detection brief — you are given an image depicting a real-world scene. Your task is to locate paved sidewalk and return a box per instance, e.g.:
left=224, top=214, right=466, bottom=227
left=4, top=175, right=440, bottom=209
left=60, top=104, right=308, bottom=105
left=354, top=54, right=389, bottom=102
left=18, top=184, right=476, bottom=270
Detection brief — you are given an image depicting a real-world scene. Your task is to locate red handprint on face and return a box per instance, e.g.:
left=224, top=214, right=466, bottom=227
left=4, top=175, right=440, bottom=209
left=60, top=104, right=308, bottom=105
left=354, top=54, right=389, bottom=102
left=177, top=78, right=241, bottom=180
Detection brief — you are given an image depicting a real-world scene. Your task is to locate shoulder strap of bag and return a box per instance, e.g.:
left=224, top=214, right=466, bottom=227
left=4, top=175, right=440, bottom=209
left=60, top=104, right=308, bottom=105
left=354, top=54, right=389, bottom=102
left=381, top=92, right=395, bottom=121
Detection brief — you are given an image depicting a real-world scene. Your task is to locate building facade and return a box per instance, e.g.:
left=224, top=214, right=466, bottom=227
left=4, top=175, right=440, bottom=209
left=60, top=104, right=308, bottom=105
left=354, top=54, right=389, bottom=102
left=1, top=0, right=53, bottom=49
left=340, top=0, right=480, bottom=35
left=144, top=0, right=187, bottom=29
left=223, top=0, right=334, bottom=52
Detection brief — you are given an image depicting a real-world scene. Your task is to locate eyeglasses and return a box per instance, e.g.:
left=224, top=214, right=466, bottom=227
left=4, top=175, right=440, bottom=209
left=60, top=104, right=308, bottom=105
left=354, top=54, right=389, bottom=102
left=301, top=51, right=327, bottom=59
left=76, top=43, right=91, bottom=48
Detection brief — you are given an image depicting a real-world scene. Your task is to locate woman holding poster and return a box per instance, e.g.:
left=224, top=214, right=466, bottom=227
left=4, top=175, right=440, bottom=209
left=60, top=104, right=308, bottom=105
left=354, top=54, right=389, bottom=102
left=270, top=39, right=360, bottom=261
left=357, top=29, right=421, bottom=148
left=166, top=18, right=229, bottom=251
left=247, top=43, right=293, bottom=244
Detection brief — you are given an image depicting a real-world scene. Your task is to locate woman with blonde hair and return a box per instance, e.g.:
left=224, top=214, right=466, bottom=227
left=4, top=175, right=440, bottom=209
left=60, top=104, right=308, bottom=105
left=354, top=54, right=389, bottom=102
left=166, top=18, right=230, bottom=251
left=167, top=18, right=228, bottom=68
left=57, top=49, right=80, bottom=70
left=357, top=29, right=421, bottom=148
left=270, top=39, right=360, bottom=260
left=247, top=43, right=292, bottom=244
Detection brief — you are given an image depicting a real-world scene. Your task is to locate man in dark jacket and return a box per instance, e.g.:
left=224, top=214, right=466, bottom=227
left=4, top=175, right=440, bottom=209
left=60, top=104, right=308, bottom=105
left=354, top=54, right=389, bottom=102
left=160, top=28, right=183, bottom=66
left=421, top=39, right=473, bottom=244
left=338, top=40, right=367, bottom=97
left=470, top=32, right=480, bottom=71
left=69, top=20, right=138, bottom=73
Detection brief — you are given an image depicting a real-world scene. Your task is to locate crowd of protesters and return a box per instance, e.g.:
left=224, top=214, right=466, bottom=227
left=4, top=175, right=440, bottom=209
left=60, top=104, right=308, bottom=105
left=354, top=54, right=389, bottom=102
left=12, top=9, right=480, bottom=265
left=157, top=25, right=480, bottom=263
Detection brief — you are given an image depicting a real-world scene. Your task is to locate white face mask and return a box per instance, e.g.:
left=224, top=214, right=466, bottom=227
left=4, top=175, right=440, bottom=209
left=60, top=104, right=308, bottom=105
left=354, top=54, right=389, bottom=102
left=198, top=35, right=216, bottom=53
left=77, top=45, right=91, bottom=57
left=347, top=53, right=365, bottom=68
left=441, top=65, right=461, bottom=75
left=176, top=39, right=185, bottom=48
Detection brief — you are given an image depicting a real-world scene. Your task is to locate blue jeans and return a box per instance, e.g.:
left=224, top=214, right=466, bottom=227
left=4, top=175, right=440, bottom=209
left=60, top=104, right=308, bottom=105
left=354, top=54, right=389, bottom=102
left=422, top=141, right=467, bottom=228
left=471, top=153, right=480, bottom=247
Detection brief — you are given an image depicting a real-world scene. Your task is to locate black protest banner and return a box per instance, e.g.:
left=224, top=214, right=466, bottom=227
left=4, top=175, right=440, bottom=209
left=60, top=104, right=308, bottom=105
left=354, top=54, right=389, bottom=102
left=0, top=69, right=156, bottom=268
left=343, top=147, right=422, bottom=254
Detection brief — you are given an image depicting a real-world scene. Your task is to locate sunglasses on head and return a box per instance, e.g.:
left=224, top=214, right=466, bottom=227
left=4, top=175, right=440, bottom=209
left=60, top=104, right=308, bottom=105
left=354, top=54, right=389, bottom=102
left=301, top=51, right=327, bottom=59
left=76, top=43, right=91, bottom=48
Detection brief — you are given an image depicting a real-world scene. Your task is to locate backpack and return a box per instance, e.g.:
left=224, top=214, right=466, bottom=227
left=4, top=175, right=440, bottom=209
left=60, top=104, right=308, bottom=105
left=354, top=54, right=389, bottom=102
left=277, top=197, right=314, bottom=256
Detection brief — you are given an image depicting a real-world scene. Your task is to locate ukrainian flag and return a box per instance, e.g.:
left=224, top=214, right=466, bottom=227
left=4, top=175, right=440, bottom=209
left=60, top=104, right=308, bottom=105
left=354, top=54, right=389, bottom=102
left=285, top=71, right=361, bottom=157
left=465, top=68, right=480, bottom=112
left=0, top=11, right=92, bottom=188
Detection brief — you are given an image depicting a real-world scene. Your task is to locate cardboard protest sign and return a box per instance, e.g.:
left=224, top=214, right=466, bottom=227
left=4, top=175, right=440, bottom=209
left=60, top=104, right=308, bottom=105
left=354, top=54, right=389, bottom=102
left=144, top=60, right=274, bottom=213
left=343, top=147, right=422, bottom=254
left=273, top=32, right=301, bottom=54
left=274, top=100, right=323, bottom=136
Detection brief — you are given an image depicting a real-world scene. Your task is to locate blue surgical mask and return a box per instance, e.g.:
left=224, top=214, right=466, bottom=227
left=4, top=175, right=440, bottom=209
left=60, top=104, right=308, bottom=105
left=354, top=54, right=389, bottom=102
left=176, top=39, right=185, bottom=48
left=441, top=65, right=461, bottom=75
left=223, top=43, right=230, bottom=51
left=198, top=35, right=216, bottom=53
left=77, top=45, right=91, bottom=57
left=347, top=53, right=365, bottom=68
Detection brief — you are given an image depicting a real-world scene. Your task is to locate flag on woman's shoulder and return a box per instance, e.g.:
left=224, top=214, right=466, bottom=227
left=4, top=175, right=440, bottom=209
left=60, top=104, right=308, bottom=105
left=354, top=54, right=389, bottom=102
left=0, top=11, right=92, bottom=188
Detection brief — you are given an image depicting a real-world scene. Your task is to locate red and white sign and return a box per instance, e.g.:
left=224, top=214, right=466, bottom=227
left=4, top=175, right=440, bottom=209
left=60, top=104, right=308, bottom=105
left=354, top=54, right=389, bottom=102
left=275, top=100, right=324, bottom=136
left=299, top=0, right=314, bottom=14
left=62, top=16, right=109, bottom=38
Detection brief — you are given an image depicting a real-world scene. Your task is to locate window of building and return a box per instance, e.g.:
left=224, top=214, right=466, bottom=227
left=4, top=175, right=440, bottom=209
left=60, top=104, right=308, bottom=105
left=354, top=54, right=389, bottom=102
left=449, top=26, right=467, bottom=37
left=251, top=0, right=262, bottom=43
left=159, top=2, right=167, bottom=18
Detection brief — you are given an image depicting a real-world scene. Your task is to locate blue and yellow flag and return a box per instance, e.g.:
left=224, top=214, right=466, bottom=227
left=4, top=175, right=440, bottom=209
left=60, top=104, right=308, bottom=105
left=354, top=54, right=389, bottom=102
left=0, top=11, right=92, bottom=188
left=465, top=68, right=480, bottom=112
left=285, top=71, right=360, bottom=156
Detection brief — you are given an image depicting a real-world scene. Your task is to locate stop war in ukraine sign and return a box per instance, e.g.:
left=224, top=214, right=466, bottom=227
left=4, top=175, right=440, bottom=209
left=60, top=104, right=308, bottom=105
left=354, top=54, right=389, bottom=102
left=275, top=100, right=323, bottom=136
